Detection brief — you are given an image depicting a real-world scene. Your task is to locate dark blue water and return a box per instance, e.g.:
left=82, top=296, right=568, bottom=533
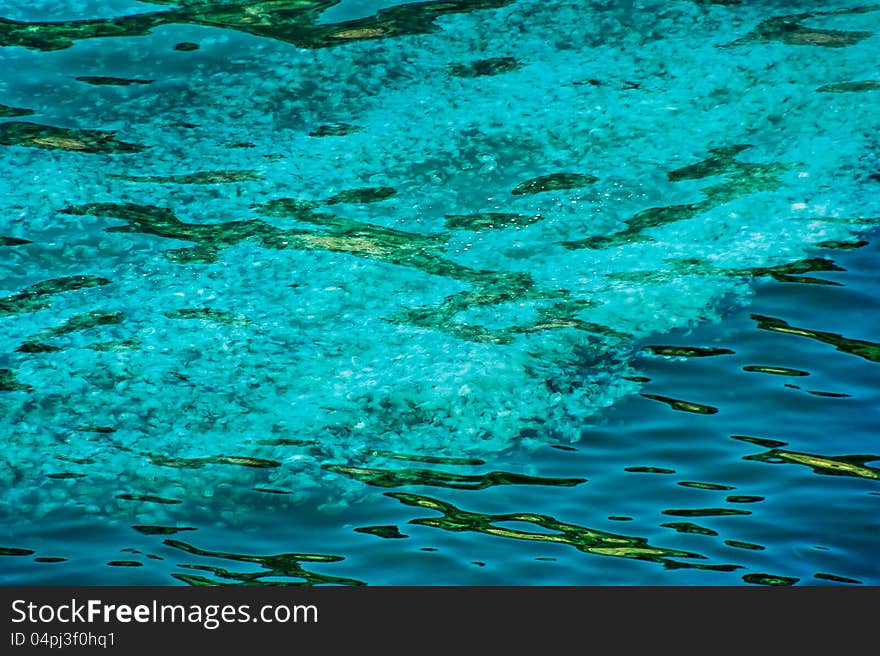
left=0, top=0, right=878, bottom=585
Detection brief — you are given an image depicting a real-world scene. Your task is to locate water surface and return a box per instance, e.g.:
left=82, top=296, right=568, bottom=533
left=1, top=0, right=878, bottom=586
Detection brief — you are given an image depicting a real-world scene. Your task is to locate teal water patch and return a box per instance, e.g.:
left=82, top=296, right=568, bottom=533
left=1, top=0, right=879, bottom=584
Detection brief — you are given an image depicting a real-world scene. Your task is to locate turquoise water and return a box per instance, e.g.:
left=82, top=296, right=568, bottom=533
left=0, top=0, right=878, bottom=586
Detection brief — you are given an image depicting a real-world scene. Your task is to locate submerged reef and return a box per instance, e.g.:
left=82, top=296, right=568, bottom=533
left=561, top=145, right=788, bottom=250
left=111, top=170, right=263, bottom=184
left=448, top=56, right=522, bottom=78
left=0, top=0, right=516, bottom=52
left=0, top=369, right=32, bottom=392
left=511, top=172, right=599, bottom=195
left=444, top=212, right=543, bottom=231
left=61, top=200, right=562, bottom=342
left=817, top=80, right=880, bottom=93
left=308, top=123, right=361, bottom=137
left=0, top=275, right=110, bottom=317
left=0, top=103, right=34, bottom=117
left=17, top=310, right=124, bottom=353
left=0, top=121, right=146, bottom=154
left=731, top=6, right=878, bottom=48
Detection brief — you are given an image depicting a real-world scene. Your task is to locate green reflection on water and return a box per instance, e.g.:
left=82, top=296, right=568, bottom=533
left=163, top=538, right=365, bottom=586
left=324, top=463, right=586, bottom=489
left=388, top=492, right=739, bottom=571
left=745, top=448, right=880, bottom=481
left=640, top=393, right=718, bottom=415
left=751, top=314, right=880, bottom=363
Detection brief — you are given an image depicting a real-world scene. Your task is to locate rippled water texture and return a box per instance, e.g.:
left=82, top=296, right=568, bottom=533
left=1, top=0, right=878, bottom=585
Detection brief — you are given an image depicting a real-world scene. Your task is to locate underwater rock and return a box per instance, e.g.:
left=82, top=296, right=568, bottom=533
left=63, top=202, right=270, bottom=264
left=562, top=146, right=787, bottom=250
left=65, top=200, right=565, bottom=344
left=252, top=198, right=323, bottom=216
left=19, top=310, right=124, bottom=352
left=164, top=308, right=253, bottom=326
left=816, top=80, right=880, bottom=93
left=75, top=76, right=153, bottom=86
left=731, top=8, right=876, bottom=48
left=511, top=172, right=599, bottom=195
left=448, top=56, right=522, bottom=78
left=0, top=103, right=34, bottom=117
left=148, top=454, right=281, bottom=469
left=444, top=212, right=542, bottom=230
left=111, top=170, right=263, bottom=184
left=308, top=123, right=360, bottom=137
left=387, top=284, right=605, bottom=345
left=15, top=342, right=61, bottom=353
left=0, top=369, right=32, bottom=392
left=621, top=255, right=848, bottom=288
left=0, top=275, right=110, bottom=316
left=667, top=144, right=751, bottom=181
left=0, top=1, right=516, bottom=52
left=42, top=310, right=124, bottom=338
left=87, top=339, right=141, bottom=352
left=0, top=121, right=146, bottom=154
left=325, top=186, right=397, bottom=205
left=0, top=236, right=30, bottom=246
